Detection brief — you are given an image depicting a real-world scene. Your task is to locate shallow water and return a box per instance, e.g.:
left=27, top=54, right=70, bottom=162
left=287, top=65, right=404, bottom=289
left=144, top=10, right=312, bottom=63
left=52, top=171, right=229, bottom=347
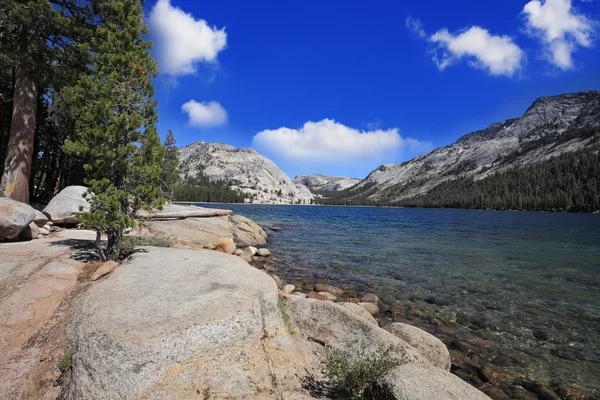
left=200, top=204, right=600, bottom=392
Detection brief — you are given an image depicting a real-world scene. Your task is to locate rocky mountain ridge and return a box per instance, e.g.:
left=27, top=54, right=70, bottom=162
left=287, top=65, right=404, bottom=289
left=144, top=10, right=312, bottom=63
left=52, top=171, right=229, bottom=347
left=293, top=174, right=360, bottom=193
left=179, top=142, right=314, bottom=204
left=346, top=91, right=600, bottom=202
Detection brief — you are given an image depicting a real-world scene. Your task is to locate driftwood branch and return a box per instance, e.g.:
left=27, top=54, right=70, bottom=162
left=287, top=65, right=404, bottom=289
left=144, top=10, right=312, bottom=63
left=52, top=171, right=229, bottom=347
left=137, top=208, right=232, bottom=220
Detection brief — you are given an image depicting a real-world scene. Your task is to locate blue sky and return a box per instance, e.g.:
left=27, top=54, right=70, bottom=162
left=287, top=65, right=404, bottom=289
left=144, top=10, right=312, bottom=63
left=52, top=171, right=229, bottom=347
left=145, top=0, right=600, bottom=179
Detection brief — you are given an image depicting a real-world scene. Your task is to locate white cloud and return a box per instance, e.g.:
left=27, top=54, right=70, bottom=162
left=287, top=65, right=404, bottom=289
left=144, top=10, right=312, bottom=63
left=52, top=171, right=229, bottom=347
left=406, top=16, right=426, bottom=39
left=430, top=26, right=525, bottom=76
left=252, top=119, right=430, bottom=163
left=523, top=0, right=596, bottom=69
left=182, top=100, right=228, bottom=127
left=148, top=0, right=227, bottom=76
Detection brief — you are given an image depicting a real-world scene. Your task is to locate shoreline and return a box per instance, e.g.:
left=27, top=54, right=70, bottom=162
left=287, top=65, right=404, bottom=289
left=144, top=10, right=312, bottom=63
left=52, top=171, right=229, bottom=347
left=221, top=206, right=598, bottom=400
left=175, top=201, right=600, bottom=214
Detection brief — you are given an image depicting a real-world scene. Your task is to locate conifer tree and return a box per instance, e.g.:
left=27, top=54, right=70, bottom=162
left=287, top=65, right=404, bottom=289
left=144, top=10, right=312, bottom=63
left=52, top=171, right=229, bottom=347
left=64, top=0, right=163, bottom=260
left=160, top=130, right=180, bottom=201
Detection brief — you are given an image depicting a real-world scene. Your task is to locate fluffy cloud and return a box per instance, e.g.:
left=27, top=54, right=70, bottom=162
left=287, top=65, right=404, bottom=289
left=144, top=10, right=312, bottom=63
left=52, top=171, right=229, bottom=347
left=182, top=100, right=228, bottom=127
left=148, top=0, right=227, bottom=76
left=430, top=26, right=525, bottom=76
left=523, top=0, right=596, bottom=69
left=252, top=119, right=430, bottom=162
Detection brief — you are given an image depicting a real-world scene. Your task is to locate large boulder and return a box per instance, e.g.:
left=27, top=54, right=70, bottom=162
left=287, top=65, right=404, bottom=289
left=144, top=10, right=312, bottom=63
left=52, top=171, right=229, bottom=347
left=286, top=298, right=428, bottom=366
left=384, top=323, right=451, bottom=371
left=33, top=210, right=49, bottom=228
left=364, top=364, right=492, bottom=400
left=230, top=215, right=267, bottom=247
left=0, top=198, right=37, bottom=239
left=148, top=215, right=267, bottom=250
left=42, top=186, right=90, bottom=224
left=64, top=248, right=311, bottom=399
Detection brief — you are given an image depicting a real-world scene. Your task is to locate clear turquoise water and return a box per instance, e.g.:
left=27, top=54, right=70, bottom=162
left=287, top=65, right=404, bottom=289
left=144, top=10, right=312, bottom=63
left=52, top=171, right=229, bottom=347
left=200, top=204, right=600, bottom=392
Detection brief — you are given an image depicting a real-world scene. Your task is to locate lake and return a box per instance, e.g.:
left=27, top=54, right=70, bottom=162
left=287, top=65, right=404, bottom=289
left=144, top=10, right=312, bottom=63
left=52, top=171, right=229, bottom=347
left=198, top=204, right=600, bottom=394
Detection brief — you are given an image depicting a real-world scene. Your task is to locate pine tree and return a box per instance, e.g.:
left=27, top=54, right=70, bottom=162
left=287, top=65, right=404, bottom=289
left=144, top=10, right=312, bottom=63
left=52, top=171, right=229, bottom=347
left=0, top=0, right=95, bottom=203
left=160, top=130, right=180, bottom=201
left=64, top=0, right=163, bottom=260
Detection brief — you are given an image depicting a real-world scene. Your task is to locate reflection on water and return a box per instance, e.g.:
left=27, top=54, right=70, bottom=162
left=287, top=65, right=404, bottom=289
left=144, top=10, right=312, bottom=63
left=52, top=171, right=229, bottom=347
left=199, top=204, right=600, bottom=392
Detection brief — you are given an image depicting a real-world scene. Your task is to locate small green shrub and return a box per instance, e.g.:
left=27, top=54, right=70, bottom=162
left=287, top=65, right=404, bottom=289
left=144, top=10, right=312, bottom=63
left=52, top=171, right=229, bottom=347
left=121, top=234, right=172, bottom=253
left=278, top=297, right=297, bottom=335
left=57, top=354, right=72, bottom=372
left=324, top=345, right=399, bottom=400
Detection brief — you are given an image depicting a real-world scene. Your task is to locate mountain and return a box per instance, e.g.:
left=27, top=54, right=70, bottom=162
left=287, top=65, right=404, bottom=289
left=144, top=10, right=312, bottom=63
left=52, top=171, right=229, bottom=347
left=339, top=91, right=600, bottom=204
left=293, top=174, right=361, bottom=193
left=179, top=142, right=314, bottom=204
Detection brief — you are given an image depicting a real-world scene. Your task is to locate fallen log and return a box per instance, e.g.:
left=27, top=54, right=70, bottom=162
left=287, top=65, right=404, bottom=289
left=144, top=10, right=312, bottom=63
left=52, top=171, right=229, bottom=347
left=137, top=206, right=232, bottom=220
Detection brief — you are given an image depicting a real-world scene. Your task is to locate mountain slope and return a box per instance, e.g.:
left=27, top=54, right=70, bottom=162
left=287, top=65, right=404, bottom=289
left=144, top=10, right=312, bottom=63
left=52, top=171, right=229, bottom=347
left=344, top=91, right=600, bottom=203
left=293, top=174, right=360, bottom=193
left=179, top=142, right=314, bottom=204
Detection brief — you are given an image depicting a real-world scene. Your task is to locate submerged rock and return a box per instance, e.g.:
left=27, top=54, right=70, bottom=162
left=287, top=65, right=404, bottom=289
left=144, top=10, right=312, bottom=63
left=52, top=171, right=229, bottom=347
left=314, top=283, right=345, bottom=297
left=0, top=197, right=37, bottom=239
left=42, top=185, right=90, bottom=224
left=308, top=291, right=336, bottom=302
left=257, top=248, right=271, bottom=257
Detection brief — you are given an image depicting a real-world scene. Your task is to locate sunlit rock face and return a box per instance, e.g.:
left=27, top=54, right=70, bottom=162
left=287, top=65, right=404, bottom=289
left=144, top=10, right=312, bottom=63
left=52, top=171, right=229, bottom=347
left=179, top=142, right=314, bottom=204
left=350, top=91, right=600, bottom=202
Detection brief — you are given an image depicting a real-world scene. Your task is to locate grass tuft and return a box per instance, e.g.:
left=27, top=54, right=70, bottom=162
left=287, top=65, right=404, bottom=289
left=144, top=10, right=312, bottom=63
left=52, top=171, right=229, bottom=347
left=324, top=345, right=399, bottom=400
left=278, top=296, right=297, bottom=335
left=57, top=354, right=72, bottom=372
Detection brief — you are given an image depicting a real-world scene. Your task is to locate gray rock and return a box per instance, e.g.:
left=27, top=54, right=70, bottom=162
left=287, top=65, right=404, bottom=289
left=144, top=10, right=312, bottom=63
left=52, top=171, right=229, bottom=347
left=231, top=215, right=268, bottom=247
left=364, top=364, right=492, bottom=400
left=340, top=302, right=378, bottom=325
left=42, top=186, right=90, bottom=224
left=286, top=298, right=428, bottom=366
left=360, top=293, right=381, bottom=304
left=33, top=209, right=48, bottom=228
left=65, top=248, right=308, bottom=399
left=179, top=142, right=314, bottom=204
left=19, top=222, right=40, bottom=240
left=293, top=174, right=360, bottom=193
left=0, top=197, right=37, bottom=239
left=257, top=248, right=271, bottom=257
left=282, top=284, right=296, bottom=294
left=314, top=283, right=345, bottom=297
left=384, top=323, right=451, bottom=371
left=39, top=227, right=50, bottom=236
left=290, top=292, right=307, bottom=298
left=307, top=291, right=336, bottom=302
left=270, top=274, right=284, bottom=289
left=358, top=302, right=380, bottom=316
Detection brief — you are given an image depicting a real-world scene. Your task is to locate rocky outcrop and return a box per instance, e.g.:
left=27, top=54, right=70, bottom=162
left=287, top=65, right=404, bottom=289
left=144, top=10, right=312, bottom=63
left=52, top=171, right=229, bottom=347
left=385, top=323, right=451, bottom=371
left=42, top=186, right=90, bottom=224
left=365, top=364, right=492, bottom=400
left=147, top=207, right=267, bottom=250
left=286, top=298, right=427, bottom=366
left=346, top=91, right=600, bottom=202
left=64, top=248, right=312, bottom=399
left=0, top=197, right=37, bottom=239
left=293, top=174, right=360, bottom=193
left=179, top=141, right=314, bottom=204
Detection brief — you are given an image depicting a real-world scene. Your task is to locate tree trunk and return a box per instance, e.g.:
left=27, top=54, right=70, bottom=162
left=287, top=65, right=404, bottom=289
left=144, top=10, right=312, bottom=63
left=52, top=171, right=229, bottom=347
left=105, top=228, right=123, bottom=261
left=0, top=55, right=37, bottom=203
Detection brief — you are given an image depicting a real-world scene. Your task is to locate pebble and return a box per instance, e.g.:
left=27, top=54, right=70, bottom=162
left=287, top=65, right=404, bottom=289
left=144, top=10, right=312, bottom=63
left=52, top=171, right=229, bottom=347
left=282, top=284, right=295, bottom=294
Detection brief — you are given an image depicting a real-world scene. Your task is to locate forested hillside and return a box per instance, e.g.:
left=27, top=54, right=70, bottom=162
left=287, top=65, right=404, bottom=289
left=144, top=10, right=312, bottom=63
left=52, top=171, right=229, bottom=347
left=317, top=141, right=600, bottom=212
left=174, top=171, right=247, bottom=203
